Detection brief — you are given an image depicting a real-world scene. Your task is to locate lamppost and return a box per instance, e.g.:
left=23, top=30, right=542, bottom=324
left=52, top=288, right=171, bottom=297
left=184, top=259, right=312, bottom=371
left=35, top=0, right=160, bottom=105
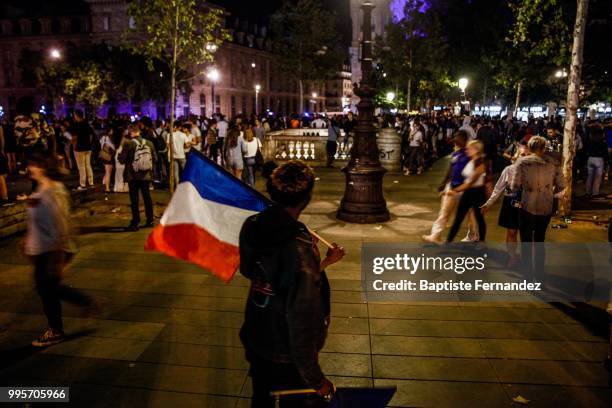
left=311, top=92, right=318, bottom=113
left=255, top=84, right=261, bottom=116
left=337, top=1, right=389, bottom=223
left=50, top=48, right=61, bottom=60
left=458, top=77, right=469, bottom=113
left=206, top=68, right=220, bottom=115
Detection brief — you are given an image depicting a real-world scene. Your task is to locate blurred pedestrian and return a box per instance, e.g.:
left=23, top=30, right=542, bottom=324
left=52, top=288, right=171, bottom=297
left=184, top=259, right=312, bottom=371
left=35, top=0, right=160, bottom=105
left=243, top=126, right=262, bottom=187
left=224, top=127, right=246, bottom=179
left=24, top=151, right=100, bottom=347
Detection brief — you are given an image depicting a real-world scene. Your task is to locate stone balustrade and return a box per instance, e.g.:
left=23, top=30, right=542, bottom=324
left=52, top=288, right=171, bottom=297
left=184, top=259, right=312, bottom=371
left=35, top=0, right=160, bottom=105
left=262, top=129, right=351, bottom=166
left=262, top=127, right=402, bottom=171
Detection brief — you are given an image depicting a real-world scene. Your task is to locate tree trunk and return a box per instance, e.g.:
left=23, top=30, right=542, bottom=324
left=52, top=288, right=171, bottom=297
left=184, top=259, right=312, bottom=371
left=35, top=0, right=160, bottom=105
left=482, top=78, right=488, bottom=106
left=406, top=79, right=412, bottom=112
left=559, top=0, right=589, bottom=216
left=298, top=79, right=304, bottom=114
left=513, top=81, right=522, bottom=118
left=168, top=4, right=179, bottom=193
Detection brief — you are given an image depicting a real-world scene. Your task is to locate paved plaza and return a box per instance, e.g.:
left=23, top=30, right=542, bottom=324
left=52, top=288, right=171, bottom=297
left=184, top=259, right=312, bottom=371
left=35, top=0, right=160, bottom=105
left=0, top=159, right=611, bottom=407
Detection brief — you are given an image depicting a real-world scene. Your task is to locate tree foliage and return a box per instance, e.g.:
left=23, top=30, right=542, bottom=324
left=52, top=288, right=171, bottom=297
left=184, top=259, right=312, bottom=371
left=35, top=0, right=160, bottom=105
left=270, top=0, right=346, bottom=111
left=124, top=0, right=228, bottom=75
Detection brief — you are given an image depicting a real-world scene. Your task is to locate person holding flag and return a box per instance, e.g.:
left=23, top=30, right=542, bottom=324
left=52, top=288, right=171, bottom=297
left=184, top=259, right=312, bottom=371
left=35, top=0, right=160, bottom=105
left=145, top=155, right=345, bottom=406
left=239, top=161, right=345, bottom=407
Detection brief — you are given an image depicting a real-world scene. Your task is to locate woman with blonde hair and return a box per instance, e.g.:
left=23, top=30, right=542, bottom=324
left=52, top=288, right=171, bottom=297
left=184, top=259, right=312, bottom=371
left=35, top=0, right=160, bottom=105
left=446, top=140, right=487, bottom=243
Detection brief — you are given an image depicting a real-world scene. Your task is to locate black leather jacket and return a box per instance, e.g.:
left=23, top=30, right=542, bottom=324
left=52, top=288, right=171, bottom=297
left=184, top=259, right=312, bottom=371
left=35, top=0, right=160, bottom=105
left=239, top=205, right=331, bottom=388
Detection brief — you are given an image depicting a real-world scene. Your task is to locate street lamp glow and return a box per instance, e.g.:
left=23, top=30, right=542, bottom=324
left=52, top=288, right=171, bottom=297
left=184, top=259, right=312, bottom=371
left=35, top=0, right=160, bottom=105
left=206, top=68, right=220, bottom=82
left=255, top=84, right=261, bottom=92
left=386, top=91, right=395, bottom=102
left=312, top=92, right=318, bottom=98
left=555, top=69, right=567, bottom=78
left=458, top=77, right=469, bottom=92
left=205, top=43, right=218, bottom=53
left=50, top=48, right=61, bottom=59
left=251, top=62, right=256, bottom=68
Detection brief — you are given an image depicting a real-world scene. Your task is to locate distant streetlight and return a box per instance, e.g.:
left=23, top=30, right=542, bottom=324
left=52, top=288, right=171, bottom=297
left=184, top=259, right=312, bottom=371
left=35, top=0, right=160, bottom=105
left=205, top=43, right=218, bottom=53
left=458, top=77, right=469, bottom=93
left=311, top=92, right=318, bottom=113
left=255, top=84, right=261, bottom=116
left=251, top=62, right=256, bottom=68
left=50, top=48, right=61, bottom=60
left=386, top=91, right=395, bottom=102
left=207, top=68, right=220, bottom=114
left=555, top=69, right=568, bottom=78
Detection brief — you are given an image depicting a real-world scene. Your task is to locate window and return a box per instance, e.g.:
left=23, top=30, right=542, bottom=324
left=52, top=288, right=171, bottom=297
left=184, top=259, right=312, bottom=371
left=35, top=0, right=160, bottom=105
left=103, top=16, right=110, bottom=31
left=231, top=95, right=236, bottom=118
left=199, top=93, right=206, bottom=116
left=215, top=95, right=220, bottom=114
left=241, top=95, right=247, bottom=115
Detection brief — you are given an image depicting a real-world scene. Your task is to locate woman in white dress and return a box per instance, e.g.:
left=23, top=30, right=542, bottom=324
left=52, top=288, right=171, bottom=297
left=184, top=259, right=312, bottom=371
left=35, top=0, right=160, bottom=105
left=113, top=131, right=130, bottom=193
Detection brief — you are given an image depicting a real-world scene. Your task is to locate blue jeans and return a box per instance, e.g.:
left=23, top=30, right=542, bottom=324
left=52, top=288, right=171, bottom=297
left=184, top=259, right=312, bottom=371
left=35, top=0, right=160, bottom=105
left=244, top=156, right=257, bottom=187
left=586, top=157, right=604, bottom=195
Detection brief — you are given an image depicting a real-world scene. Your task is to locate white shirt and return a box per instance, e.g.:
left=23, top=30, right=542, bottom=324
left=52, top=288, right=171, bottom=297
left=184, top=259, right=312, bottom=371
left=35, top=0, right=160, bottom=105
left=244, top=138, right=262, bottom=158
left=311, top=118, right=326, bottom=129
left=217, top=120, right=228, bottom=138
left=409, top=130, right=423, bottom=147
left=483, top=164, right=516, bottom=207
left=462, top=160, right=485, bottom=187
left=171, top=131, right=189, bottom=160
left=188, top=130, right=201, bottom=152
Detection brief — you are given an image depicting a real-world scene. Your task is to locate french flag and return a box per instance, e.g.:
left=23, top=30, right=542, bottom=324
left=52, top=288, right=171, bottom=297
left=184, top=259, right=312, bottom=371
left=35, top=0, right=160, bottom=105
left=145, top=152, right=269, bottom=283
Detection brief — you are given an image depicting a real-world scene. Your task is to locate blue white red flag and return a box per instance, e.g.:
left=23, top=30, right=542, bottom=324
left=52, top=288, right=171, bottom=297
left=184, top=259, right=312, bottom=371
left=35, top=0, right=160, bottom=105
left=145, top=151, right=268, bottom=283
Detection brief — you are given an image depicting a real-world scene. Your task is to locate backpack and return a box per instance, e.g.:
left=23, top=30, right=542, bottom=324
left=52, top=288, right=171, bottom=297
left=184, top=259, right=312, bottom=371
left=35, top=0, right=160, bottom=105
left=153, top=129, right=168, bottom=153
left=132, top=139, right=153, bottom=172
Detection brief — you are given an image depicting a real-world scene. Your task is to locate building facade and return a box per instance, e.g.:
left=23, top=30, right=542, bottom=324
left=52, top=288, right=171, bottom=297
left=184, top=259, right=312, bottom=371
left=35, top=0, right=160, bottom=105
left=0, top=0, right=332, bottom=120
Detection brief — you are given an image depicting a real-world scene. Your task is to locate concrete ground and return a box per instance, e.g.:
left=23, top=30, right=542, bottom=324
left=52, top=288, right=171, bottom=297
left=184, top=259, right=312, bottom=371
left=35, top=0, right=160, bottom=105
left=0, top=158, right=610, bottom=407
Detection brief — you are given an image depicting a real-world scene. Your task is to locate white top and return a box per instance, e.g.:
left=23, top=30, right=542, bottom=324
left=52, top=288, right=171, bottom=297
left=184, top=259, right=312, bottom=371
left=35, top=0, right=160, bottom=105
left=461, top=160, right=485, bottom=188
left=217, top=120, right=228, bottom=138
left=244, top=137, right=262, bottom=158
left=483, top=164, right=516, bottom=207
left=188, top=131, right=201, bottom=152
left=409, top=130, right=423, bottom=147
left=171, top=131, right=189, bottom=160
left=100, top=135, right=115, bottom=150
left=311, top=118, right=327, bottom=129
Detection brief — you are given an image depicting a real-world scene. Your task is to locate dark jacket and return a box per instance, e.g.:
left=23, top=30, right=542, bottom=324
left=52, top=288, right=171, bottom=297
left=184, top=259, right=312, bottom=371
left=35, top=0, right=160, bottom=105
left=118, top=136, right=157, bottom=182
left=239, top=205, right=330, bottom=389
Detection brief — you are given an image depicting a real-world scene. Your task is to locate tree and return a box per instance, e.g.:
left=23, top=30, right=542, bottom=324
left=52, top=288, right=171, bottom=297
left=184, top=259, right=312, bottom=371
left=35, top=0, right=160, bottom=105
left=377, top=0, right=449, bottom=111
left=511, top=0, right=589, bottom=215
left=63, top=62, right=111, bottom=110
left=125, top=0, right=228, bottom=191
left=270, top=0, right=345, bottom=113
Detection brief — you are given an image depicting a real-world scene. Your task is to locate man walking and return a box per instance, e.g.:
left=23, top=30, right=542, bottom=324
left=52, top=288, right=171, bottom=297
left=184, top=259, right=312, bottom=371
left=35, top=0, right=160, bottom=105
left=71, top=110, right=94, bottom=190
left=119, top=125, right=157, bottom=231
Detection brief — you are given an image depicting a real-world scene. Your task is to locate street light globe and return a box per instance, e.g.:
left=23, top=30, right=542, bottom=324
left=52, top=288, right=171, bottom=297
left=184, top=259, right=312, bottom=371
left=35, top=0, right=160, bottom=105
left=312, top=92, right=318, bottom=98
left=251, top=62, right=256, bottom=68
left=386, top=91, right=396, bottom=102
left=205, top=43, right=218, bottom=53
left=255, top=84, right=261, bottom=92
left=458, top=77, right=469, bottom=92
left=555, top=70, right=563, bottom=78
left=206, top=68, right=220, bottom=82
left=50, top=48, right=61, bottom=59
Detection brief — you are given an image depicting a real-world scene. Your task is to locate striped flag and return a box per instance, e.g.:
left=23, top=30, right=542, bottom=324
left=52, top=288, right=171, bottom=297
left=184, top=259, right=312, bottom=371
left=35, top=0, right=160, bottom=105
left=145, top=151, right=268, bottom=283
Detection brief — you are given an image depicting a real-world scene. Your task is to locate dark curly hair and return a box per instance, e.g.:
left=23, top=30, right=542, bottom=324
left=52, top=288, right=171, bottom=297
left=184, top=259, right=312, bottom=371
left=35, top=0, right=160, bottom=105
left=266, top=160, right=315, bottom=207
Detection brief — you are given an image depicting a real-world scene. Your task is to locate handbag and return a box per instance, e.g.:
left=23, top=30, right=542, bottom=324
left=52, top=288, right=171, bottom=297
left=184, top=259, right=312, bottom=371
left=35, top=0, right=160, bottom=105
left=99, top=137, right=115, bottom=162
left=255, top=139, right=264, bottom=167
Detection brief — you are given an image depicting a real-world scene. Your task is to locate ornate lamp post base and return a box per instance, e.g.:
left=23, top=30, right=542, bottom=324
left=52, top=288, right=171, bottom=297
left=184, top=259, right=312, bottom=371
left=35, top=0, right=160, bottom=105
left=336, top=1, right=389, bottom=224
left=337, top=165, right=389, bottom=223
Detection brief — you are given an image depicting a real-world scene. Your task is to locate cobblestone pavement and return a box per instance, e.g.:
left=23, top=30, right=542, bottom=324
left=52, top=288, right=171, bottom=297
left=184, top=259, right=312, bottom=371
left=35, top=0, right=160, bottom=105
left=0, top=159, right=610, bottom=407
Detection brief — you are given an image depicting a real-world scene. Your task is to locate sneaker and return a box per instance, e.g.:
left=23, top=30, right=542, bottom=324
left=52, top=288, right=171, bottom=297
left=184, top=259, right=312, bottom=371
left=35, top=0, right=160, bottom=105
left=126, top=224, right=139, bottom=232
left=75, top=186, right=87, bottom=192
left=31, top=328, right=65, bottom=348
left=422, top=234, right=442, bottom=244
